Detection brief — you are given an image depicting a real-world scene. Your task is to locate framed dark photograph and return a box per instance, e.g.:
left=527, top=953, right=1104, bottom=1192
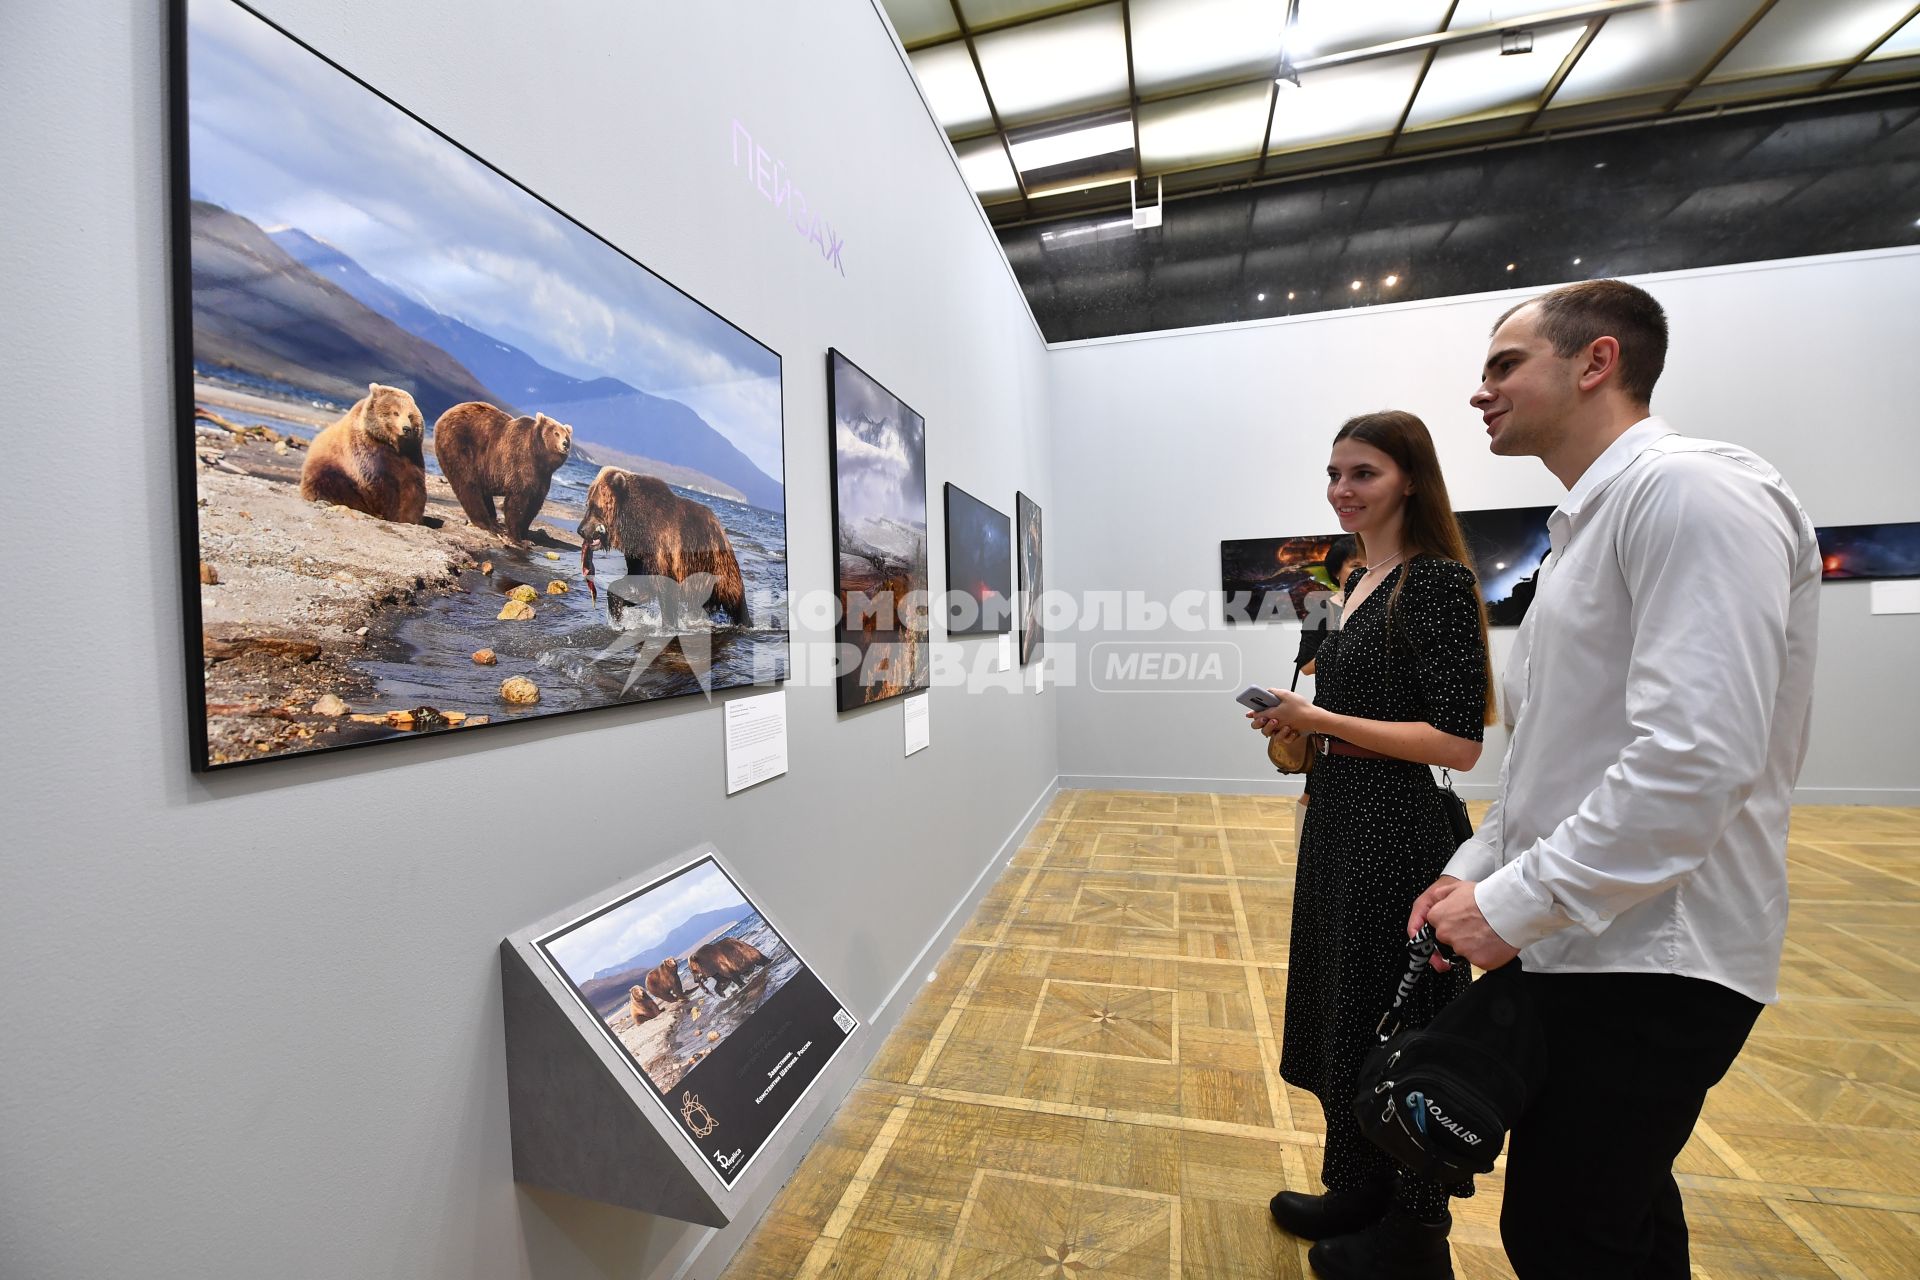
left=826, top=350, right=930, bottom=711
left=1016, top=492, right=1044, bottom=663
left=170, top=0, right=789, bottom=770
left=1816, top=521, right=1920, bottom=581
left=535, top=854, right=857, bottom=1187
left=943, top=484, right=1013, bottom=636
left=1220, top=534, right=1343, bottom=624
left=1455, top=506, right=1555, bottom=626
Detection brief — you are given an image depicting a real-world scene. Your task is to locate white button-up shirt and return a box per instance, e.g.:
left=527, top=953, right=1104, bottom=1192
left=1446, top=416, right=1820, bottom=1004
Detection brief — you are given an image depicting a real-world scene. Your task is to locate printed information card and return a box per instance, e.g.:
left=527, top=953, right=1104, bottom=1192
left=904, top=692, right=931, bottom=756
left=724, top=691, right=789, bottom=795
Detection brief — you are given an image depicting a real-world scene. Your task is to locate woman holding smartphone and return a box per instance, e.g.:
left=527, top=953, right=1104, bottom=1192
left=1249, top=410, right=1495, bottom=1279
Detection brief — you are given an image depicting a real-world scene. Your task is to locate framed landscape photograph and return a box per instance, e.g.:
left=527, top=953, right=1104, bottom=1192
left=171, top=0, right=789, bottom=769
left=943, top=484, right=1013, bottom=636
left=1455, top=505, right=1555, bottom=626
left=826, top=350, right=929, bottom=711
left=1016, top=492, right=1044, bottom=663
left=1219, top=534, right=1343, bottom=624
left=535, top=855, right=857, bottom=1187
left=1816, top=521, right=1920, bottom=581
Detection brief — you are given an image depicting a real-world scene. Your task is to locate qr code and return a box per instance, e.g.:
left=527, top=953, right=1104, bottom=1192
left=833, top=1008, right=856, bottom=1034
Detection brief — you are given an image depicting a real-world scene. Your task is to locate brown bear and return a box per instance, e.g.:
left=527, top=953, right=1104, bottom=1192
left=578, top=467, right=750, bottom=625
left=628, top=985, right=662, bottom=1025
left=299, top=383, right=427, bottom=523
left=687, top=937, right=770, bottom=996
left=431, top=402, right=573, bottom=543
left=644, top=957, right=686, bottom=1004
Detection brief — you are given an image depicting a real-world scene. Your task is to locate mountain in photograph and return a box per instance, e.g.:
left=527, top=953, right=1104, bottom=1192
left=572, top=905, right=746, bottom=1014
left=189, top=201, right=505, bottom=418
left=271, top=226, right=785, bottom=513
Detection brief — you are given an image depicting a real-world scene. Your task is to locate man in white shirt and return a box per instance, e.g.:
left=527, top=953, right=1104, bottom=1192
left=1409, top=279, right=1820, bottom=1279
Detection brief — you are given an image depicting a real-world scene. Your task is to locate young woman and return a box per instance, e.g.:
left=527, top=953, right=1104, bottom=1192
left=1249, top=410, right=1496, bottom=1279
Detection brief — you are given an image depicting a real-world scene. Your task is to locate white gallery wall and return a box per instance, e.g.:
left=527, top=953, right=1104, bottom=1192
left=1047, top=248, right=1920, bottom=803
left=0, top=2, right=1053, bottom=1279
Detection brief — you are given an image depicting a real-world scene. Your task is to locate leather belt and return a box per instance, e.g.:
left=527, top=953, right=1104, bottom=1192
left=1321, top=736, right=1400, bottom=761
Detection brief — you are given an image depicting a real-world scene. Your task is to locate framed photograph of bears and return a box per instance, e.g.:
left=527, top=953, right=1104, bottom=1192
left=534, top=853, right=858, bottom=1186
left=825, top=350, right=930, bottom=712
left=169, top=0, right=790, bottom=770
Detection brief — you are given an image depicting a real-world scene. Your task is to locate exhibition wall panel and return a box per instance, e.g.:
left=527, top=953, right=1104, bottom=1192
left=1046, top=248, right=1920, bottom=803
left=0, top=3, right=1054, bottom=1280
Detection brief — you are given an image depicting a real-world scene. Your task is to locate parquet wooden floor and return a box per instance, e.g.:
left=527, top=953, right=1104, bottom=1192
left=722, top=793, right=1920, bottom=1279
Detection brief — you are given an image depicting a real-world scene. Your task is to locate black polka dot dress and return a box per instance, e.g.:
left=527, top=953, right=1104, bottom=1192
left=1279, top=556, right=1488, bottom=1213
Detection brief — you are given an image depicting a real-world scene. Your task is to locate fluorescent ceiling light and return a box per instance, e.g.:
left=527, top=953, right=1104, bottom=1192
left=975, top=4, right=1131, bottom=126
left=1010, top=120, right=1135, bottom=171
left=913, top=42, right=994, bottom=132
left=1713, top=0, right=1915, bottom=78
left=1406, top=19, right=1587, bottom=129
left=955, top=137, right=1021, bottom=198
left=1267, top=51, right=1427, bottom=152
left=1288, top=0, right=1452, bottom=60
left=1130, top=0, right=1284, bottom=94
left=1553, top=0, right=1757, bottom=106
left=1139, top=81, right=1272, bottom=169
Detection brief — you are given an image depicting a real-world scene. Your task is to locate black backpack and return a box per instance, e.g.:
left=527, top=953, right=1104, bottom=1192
left=1353, top=928, right=1548, bottom=1188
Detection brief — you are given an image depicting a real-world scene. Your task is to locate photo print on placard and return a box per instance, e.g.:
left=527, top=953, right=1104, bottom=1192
left=943, top=484, right=1013, bottom=636
left=174, top=0, right=789, bottom=769
left=826, top=350, right=930, bottom=711
left=1016, top=492, right=1044, bottom=663
left=536, top=855, right=856, bottom=1186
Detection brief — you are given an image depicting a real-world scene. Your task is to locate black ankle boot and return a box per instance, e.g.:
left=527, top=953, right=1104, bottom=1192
left=1307, top=1207, right=1454, bottom=1280
left=1268, top=1178, right=1392, bottom=1241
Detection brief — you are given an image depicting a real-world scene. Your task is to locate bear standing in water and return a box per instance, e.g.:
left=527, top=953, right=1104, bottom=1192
left=431, top=402, right=573, bottom=543
left=687, top=937, right=770, bottom=996
left=644, top=957, right=686, bottom=1004
left=300, top=383, right=428, bottom=523
left=577, top=466, right=751, bottom=625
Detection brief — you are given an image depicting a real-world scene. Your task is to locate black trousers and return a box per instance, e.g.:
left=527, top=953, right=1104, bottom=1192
left=1500, top=970, right=1763, bottom=1279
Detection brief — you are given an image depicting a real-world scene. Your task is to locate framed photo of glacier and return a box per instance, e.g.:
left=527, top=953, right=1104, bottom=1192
left=825, top=350, right=930, bottom=712
left=531, top=852, right=858, bottom=1188
left=170, top=0, right=790, bottom=770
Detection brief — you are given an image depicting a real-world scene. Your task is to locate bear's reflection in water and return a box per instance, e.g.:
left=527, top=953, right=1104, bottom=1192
left=609, top=915, right=801, bottom=1095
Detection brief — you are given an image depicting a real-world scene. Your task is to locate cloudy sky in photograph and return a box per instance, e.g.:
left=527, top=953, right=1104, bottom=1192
left=186, top=0, right=783, bottom=482
left=831, top=354, right=927, bottom=528
left=545, top=860, right=748, bottom=981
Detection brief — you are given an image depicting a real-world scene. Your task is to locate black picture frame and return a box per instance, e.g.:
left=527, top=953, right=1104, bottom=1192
left=824, top=349, right=930, bottom=712
left=943, top=484, right=1013, bottom=637
left=1016, top=491, right=1044, bottom=664
left=169, top=0, right=790, bottom=771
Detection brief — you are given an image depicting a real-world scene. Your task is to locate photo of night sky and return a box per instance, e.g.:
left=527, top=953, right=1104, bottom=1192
left=1816, top=521, right=1920, bottom=581
left=1456, top=506, right=1555, bottom=627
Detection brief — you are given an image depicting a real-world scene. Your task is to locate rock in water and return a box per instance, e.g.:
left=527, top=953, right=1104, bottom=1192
left=480, top=560, right=493, bottom=574
left=546, top=580, right=569, bottom=595
left=497, top=600, right=535, bottom=621
left=500, top=676, right=540, bottom=705
left=199, top=561, right=220, bottom=585
left=471, top=648, right=497, bottom=665
left=311, top=694, right=348, bottom=717
left=545, top=551, right=560, bottom=561
left=507, top=584, right=538, bottom=603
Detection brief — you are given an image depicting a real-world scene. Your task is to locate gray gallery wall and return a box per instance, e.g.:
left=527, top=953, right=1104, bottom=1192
left=0, top=2, right=1056, bottom=1278
left=1045, top=249, right=1920, bottom=804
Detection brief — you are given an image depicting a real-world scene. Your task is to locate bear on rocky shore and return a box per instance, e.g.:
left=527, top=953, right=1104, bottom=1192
left=299, top=383, right=428, bottom=523
left=644, top=957, right=686, bottom=1004
left=628, top=985, right=662, bottom=1025
left=578, top=467, right=750, bottom=625
left=431, top=402, right=573, bottom=543
left=687, top=937, right=770, bottom=996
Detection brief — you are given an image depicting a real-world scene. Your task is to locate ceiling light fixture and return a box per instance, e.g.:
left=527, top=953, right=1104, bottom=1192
left=1507, top=263, right=1517, bottom=271
left=1257, top=292, right=1267, bottom=301
left=1500, top=28, right=1534, bottom=56
left=1287, top=291, right=1296, bottom=300
left=1573, top=257, right=1582, bottom=265
left=1008, top=120, right=1135, bottom=173
left=1350, top=280, right=1362, bottom=291
left=1384, top=274, right=1399, bottom=287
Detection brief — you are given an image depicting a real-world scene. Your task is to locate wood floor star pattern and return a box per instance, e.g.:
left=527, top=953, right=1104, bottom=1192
left=721, top=793, right=1920, bottom=1279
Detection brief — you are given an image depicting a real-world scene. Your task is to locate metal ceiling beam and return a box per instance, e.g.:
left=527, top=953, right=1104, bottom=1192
left=1120, top=0, right=1142, bottom=168
left=1661, top=0, right=1780, bottom=115
left=1518, top=12, right=1609, bottom=135
left=1385, top=1, right=1459, bottom=157
left=942, top=0, right=1667, bottom=146
left=906, top=0, right=1113, bottom=52
left=947, top=0, right=1033, bottom=216
left=1254, top=0, right=1303, bottom=181
left=1819, top=2, right=1920, bottom=92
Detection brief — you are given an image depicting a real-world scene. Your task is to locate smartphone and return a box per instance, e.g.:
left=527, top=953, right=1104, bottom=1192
left=1235, top=684, right=1282, bottom=712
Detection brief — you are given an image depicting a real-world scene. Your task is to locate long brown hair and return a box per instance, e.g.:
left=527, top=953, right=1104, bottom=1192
left=1333, top=410, right=1497, bottom=725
